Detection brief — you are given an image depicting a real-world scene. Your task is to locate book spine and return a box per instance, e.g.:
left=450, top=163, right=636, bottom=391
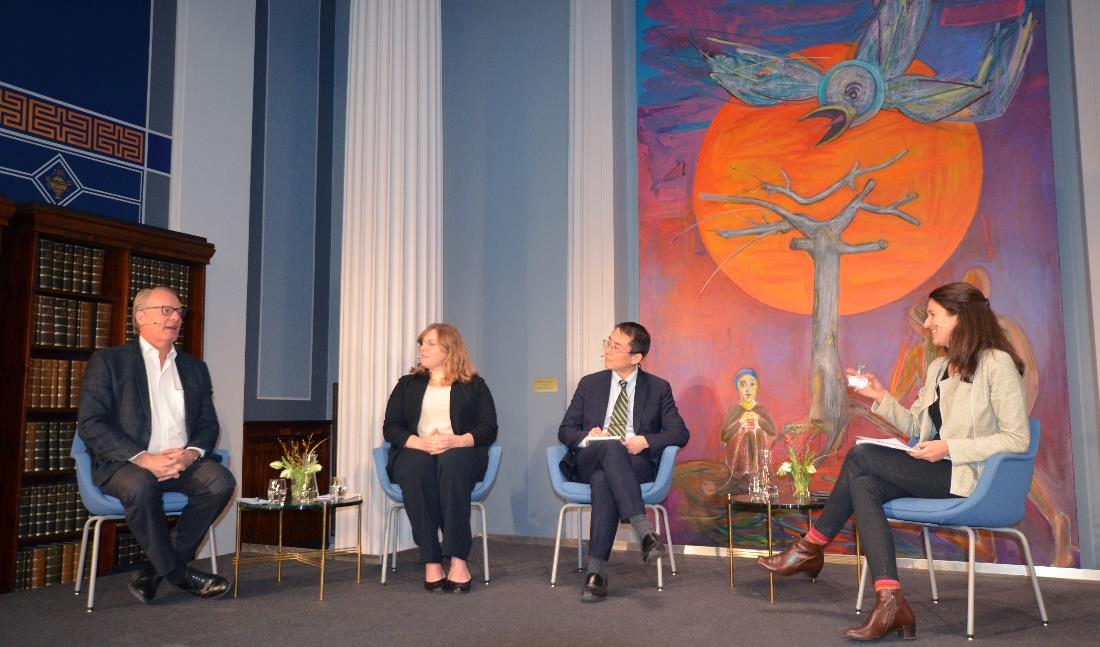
left=62, top=423, right=76, bottom=470
left=95, top=302, right=112, bottom=349
left=30, top=546, right=47, bottom=589
left=46, top=543, right=63, bottom=585
left=91, top=248, right=105, bottom=295
left=24, top=422, right=36, bottom=472
left=37, top=239, right=52, bottom=289
left=35, top=422, right=48, bottom=471
left=48, top=421, right=61, bottom=471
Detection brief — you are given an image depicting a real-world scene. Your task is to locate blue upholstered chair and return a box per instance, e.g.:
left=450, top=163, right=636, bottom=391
left=546, top=444, right=679, bottom=591
left=70, top=434, right=226, bottom=612
left=372, top=443, right=502, bottom=585
left=855, top=418, right=1048, bottom=639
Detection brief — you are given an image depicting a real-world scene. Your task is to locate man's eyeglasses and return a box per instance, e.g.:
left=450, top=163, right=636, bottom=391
left=602, top=339, right=634, bottom=355
left=138, top=305, right=187, bottom=318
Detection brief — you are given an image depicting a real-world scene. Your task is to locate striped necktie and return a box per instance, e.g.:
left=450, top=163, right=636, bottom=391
left=607, top=379, right=630, bottom=438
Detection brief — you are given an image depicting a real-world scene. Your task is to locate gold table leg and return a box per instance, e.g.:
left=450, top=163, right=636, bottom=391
left=277, top=509, right=284, bottom=582
left=855, top=527, right=862, bottom=589
left=767, top=499, right=774, bottom=604
left=233, top=506, right=242, bottom=598
left=356, top=502, right=362, bottom=584
left=727, top=495, right=734, bottom=589
left=319, top=501, right=328, bottom=601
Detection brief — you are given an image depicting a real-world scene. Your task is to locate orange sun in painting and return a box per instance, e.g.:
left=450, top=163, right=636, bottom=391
left=691, top=44, right=983, bottom=315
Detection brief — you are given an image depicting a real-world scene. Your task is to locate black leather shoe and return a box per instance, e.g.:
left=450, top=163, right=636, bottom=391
left=581, top=573, right=607, bottom=602
left=128, top=564, right=162, bottom=603
left=448, top=578, right=472, bottom=594
left=424, top=577, right=453, bottom=593
left=641, top=532, right=667, bottom=563
left=171, top=567, right=229, bottom=599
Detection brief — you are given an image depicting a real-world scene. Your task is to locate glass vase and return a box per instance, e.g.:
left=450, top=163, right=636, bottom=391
left=790, top=472, right=811, bottom=499
left=289, top=456, right=320, bottom=503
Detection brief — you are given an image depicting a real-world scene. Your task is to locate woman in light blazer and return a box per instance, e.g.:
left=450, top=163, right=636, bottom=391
left=757, top=282, right=1029, bottom=641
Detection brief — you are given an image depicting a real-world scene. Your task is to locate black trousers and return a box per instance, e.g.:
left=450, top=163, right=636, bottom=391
left=575, top=441, right=657, bottom=561
left=814, top=444, right=954, bottom=581
left=102, top=457, right=236, bottom=577
left=390, top=446, right=488, bottom=564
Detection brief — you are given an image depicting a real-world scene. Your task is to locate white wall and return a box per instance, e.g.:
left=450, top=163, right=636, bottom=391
left=169, top=0, right=256, bottom=552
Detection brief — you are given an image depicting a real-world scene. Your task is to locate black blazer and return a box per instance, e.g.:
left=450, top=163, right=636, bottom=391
left=557, top=368, right=689, bottom=480
left=77, top=340, right=220, bottom=485
left=382, top=373, right=498, bottom=474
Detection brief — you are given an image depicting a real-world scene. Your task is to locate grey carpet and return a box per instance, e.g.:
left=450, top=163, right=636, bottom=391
left=0, top=539, right=1095, bottom=646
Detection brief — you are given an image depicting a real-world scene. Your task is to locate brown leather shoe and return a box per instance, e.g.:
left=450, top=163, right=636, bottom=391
left=844, top=588, right=916, bottom=641
left=755, top=537, right=825, bottom=580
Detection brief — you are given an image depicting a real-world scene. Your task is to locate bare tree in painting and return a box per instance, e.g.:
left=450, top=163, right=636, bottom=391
left=698, top=150, right=917, bottom=452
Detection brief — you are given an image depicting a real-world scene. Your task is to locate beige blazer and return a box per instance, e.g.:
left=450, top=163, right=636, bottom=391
left=871, top=349, right=1030, bottom=497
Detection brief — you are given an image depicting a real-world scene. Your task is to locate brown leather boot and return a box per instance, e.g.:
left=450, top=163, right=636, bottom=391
left=844, top=588, right=916, bottom=641
left=754, top=537, right=825, bottom=580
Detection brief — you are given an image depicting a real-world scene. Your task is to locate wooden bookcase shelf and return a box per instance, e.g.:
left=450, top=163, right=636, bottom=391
left=0, top=203, right=215, bottom=593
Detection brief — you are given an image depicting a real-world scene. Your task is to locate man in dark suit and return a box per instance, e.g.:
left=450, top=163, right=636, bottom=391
left=558, top=321, right=689, bottom=601
left=78, top=286, right=235, bottom=603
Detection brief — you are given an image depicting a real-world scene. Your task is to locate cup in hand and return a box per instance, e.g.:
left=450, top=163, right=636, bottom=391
left=267, top=478, right=287, bottom=505
left=847, top=363, right=869, bottom=390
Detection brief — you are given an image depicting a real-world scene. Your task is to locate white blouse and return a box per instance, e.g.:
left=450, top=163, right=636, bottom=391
left=417, top=385, right=454, bottom=436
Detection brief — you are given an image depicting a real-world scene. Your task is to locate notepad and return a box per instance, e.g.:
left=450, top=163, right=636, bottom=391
left=855, top=436, right=914, bottom=452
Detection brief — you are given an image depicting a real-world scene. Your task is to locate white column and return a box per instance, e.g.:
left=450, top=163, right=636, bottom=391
left=169, top=0, right=256, bottom=555
left=566, top=0, right=617, bottom=542
left=567, top=0, right=617, bottom=397
left=336, top=0, right=442, bottom=554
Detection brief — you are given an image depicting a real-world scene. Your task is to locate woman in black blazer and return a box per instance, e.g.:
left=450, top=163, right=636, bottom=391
left=383, top=323, right=497, bottom=593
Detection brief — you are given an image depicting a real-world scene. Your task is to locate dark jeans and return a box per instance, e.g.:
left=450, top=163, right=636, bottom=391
left=575, top=440, right=657, bottom=561
left=389, top=446, right=488, bottom=564
left=815, top=444, right=954, bottom=581
left=102, top=457, right=236, bottom=577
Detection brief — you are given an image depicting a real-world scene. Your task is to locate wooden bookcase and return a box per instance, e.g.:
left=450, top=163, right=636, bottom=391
left=0, top=203, right=215, bottom=593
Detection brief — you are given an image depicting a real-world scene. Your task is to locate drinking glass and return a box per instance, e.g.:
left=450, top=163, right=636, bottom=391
left=267, top=478, right=287, bottom=505
left=848, top=363, right=870, bottom=389
left=329, top=477, right=348, bottom=499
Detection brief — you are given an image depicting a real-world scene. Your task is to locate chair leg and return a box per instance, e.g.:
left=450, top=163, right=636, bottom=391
left=87, top=518, right=106, bottom=612
left=209, top=526, right=219, bottom=575
left=921, top=526, right=938, bottom=603
left=381, top=504, right=394, bottom=585
left=653, top=504, right=677, bottom=574
left=855, top=555, right=869, bottom=614
left=473, top=502, right=490, bottom=584
left=1004, top=527, right=1049, bottom=625
left=74, top=516, right=94, bottom=596
left=550, top=504, right=569, bottom=587
left=390, top=505, right=402, bottom=571
left=965, top=527, right=977, bottom=639
left=575, top=506, right=584, bottom=571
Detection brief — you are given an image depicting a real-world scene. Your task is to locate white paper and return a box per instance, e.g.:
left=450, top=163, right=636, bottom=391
left=855, top=436, right=914, bottom=452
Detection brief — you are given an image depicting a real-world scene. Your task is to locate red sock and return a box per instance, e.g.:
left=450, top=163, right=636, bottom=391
left=804, top=527, right=829, bottom=545
left=874, top=578, right=901, bottom=591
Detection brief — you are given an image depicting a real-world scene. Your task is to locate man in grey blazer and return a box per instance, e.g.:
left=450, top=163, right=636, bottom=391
left=78, top=287, right=235, bottom=603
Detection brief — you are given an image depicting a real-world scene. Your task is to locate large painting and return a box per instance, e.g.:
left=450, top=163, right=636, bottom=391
left=637, top=0, right=1078, bottom=567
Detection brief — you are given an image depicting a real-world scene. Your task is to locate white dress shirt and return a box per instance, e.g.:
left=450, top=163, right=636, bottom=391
left=133, top=336, right=203, bottom=459
left=581, top=368, right=638, bottom=447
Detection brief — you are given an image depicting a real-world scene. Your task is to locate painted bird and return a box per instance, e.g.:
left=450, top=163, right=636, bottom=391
left=703, top=0, right=1035, bottom=144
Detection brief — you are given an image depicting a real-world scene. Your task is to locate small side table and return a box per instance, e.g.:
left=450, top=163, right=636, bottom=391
left=233, top=495, right=363, bottom=600
left=727, top=492, right=827, bottom=603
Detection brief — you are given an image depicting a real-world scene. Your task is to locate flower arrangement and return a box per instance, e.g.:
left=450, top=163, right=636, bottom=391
left=773, top=422, right=825, bottom=498
left=775, top=446, right=817, bottom=498
left=270, top=435, right=326, bottom=501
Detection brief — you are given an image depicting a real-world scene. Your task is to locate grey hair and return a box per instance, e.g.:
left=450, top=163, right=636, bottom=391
left=132, top=286, right=180, bottom=334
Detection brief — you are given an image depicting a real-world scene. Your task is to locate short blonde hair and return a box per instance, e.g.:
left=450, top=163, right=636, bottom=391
left=132, top=286, right=180, bottom=334
left=409, top=323, right=478, bottom=384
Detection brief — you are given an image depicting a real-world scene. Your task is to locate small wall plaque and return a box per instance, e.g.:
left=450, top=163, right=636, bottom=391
left=532, top=377, right=559, bottom=393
